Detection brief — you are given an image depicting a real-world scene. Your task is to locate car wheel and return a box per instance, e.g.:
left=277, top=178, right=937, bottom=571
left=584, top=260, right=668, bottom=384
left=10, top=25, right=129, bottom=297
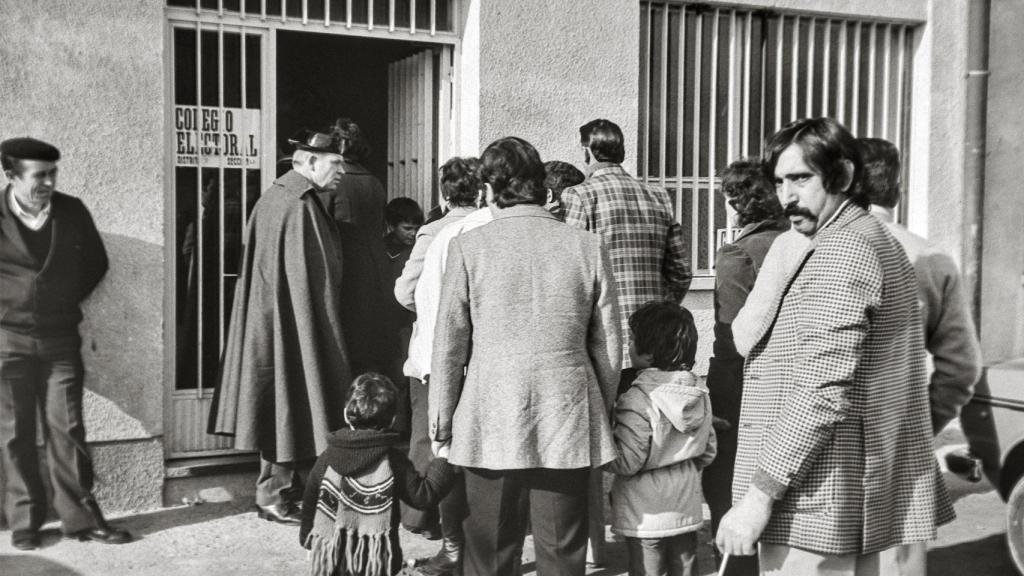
left=1008, top=473, right=1024, bottom=574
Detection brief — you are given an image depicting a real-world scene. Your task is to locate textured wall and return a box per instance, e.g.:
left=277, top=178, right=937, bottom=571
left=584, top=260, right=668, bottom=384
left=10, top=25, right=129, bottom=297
left=0, top=0, right=165, bottom=512
left=980, top=0, right=1024, bottom=363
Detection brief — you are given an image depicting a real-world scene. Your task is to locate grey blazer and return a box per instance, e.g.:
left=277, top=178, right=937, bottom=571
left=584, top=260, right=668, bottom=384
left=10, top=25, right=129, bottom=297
left=429, top=204, right=622, bottom=470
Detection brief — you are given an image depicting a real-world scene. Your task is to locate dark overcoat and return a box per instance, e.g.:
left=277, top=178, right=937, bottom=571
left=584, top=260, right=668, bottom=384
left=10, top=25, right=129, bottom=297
left=208, top=170, right=351, bottom=463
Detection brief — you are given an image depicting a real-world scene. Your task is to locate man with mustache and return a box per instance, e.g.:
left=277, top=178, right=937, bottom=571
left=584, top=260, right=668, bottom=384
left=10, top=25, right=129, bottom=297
left=0, top=137, right=131, bottom=549
left=715, top=118, right=954, bottom=575
left=210, top=128, right=352, bottom=526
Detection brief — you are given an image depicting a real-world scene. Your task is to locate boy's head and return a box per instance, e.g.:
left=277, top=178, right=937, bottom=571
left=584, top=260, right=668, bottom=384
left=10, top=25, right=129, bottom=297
left=543, top=160, right=585, bottom=221
left=628, top=301, right=698, bottom=371
left=384, top=197, right=424, bottom=246
left=344, top=372, right=398, bottom=431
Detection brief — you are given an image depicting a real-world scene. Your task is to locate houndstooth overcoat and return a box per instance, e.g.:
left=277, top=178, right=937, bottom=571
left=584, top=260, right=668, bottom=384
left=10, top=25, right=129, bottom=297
left=732, top=201, right=955, bottom=556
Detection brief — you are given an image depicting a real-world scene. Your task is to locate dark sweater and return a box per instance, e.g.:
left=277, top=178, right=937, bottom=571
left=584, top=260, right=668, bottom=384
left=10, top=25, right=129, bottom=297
left=299, top=428, right=457, bottom=572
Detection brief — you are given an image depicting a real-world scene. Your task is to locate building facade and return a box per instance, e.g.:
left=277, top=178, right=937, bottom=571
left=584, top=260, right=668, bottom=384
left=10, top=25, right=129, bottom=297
left=0, top=0, right=1020, bottom=517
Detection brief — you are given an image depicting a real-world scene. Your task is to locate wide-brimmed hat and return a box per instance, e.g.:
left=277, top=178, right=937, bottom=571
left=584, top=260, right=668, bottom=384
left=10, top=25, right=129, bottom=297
left=287, top=129, right=341, bottom=154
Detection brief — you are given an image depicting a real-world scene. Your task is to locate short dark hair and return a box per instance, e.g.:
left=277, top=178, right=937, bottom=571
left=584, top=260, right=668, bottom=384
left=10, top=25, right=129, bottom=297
left=543, top=161, right=585, bottom=200
left=333, top=117, right=371, bottom=163
left=439, top=156, right=483, bottom=208
left=720, top=158, right=783, bottom=227
left=479, top=137, right=546, bottom=208
left=857, top=138, right=901, bottom=209
left=579, top=119, right=625, bottom=164
left=764, top=117, right=865, bottom=207
left=385, top=197, right=425, bottom=227
left=629, top=301, right=698, bottom=371
left=344, top=372, right=398, bottom=430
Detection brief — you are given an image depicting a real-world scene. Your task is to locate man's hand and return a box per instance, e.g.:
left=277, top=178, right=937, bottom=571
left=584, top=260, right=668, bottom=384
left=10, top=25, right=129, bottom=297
left=715, top=485, right=774, bottom=556
left=431, top=439, right=450, bottom=458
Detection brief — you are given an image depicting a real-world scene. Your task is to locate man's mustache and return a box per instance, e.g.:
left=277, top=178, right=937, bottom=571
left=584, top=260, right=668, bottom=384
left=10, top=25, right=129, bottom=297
left=783, top=202, right=815, bottom=220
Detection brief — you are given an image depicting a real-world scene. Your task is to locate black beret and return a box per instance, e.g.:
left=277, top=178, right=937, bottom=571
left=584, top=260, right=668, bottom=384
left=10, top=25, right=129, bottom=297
left=0, top=137, right=61, bottom=162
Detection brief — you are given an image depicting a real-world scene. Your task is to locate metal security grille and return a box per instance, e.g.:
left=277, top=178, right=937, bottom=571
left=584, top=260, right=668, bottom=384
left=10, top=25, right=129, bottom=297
left=639, top=2, right=915, bottom=274
left=166, top=0, right=455, bottom=37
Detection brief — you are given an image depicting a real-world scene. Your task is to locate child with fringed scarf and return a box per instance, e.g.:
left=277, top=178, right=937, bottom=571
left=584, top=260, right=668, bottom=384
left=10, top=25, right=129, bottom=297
left=300, top=372, right=458, bottom=576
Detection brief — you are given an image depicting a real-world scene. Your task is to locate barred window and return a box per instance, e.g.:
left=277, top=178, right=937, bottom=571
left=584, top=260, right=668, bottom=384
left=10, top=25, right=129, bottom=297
left=167, top=0, right=454, bottom=33
left=639, top=2, right=915, bottom=274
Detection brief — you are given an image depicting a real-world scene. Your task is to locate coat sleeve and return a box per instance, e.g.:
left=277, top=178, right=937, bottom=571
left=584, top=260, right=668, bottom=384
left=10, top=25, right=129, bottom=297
left=429, top=238, right=473, bottom=443
left=76, top=199, right=109, bottom=301
left=394, top=229, right=435, bottom=312
left=752, top=232, right=882, bottom=501
left=299, top=455, right=329, bottom=548
left=662, top=220, right=693, bottom=302
left=922, top=251, right=982, bottom=433
left=714, top=243, right=756, bottom=326
left=589, top=244, right=623, bottom=411
left=603, top=394, right=652, bottom=476
left=390, top=451, right=458, bottom=509
left=562, top=187, right=591, bottom=231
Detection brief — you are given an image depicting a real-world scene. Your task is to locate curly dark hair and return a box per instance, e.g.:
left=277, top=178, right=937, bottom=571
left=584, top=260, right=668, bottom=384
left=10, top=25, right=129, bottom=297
left=720, top=157, right=783, bottom=227
left=764, top=117, right=865, bottom=207
left=628, top=301, right=698, bottom=371
left=344, top=372, right=398, bottom=430
left=439, top=156, right=483, bottom=207
left=479, top=137, right=546, bottom=209
left=333, top=117, right=371, bottom=163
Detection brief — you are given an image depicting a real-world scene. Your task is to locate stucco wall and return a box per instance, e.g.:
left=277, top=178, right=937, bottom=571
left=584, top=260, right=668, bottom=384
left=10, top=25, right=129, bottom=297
left=980, top=0, right=1024, bottom=363
left=0, top=0, right=165, bottom=513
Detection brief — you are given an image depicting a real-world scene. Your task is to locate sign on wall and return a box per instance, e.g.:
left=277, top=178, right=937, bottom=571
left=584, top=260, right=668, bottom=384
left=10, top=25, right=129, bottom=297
left=174, top=106, right=260, bottom=168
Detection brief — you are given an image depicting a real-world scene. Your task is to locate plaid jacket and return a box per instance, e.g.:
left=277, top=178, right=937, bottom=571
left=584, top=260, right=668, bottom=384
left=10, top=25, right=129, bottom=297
left=733, top=201, right=955, bottom=556
left=563, top=164, right=692, bottom=367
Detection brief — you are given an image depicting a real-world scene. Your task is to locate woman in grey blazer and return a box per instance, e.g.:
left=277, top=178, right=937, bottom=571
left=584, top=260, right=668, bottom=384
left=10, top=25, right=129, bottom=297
left=429, top=137, right=622, bottom=576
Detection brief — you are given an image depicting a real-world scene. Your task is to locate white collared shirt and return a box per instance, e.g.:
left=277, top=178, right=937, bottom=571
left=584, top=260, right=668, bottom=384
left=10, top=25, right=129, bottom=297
left=7, top=188, right=52, bottom=231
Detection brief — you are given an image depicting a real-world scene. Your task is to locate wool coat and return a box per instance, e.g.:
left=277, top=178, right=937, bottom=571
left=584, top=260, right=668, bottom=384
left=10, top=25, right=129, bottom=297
left=429, top=204, right=622, bottom=470
left=733, top=201, right=955, bottom=556
left=208, top=170, right=351, bottom=463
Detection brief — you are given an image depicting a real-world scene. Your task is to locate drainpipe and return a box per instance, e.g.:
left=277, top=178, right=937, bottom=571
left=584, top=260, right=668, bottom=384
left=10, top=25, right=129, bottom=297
left=962, top=0, right=991, bottom=336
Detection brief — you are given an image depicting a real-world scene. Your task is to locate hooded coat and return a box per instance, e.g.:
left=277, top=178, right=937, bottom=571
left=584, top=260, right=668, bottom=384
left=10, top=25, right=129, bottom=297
left=605, top=369, right=717, bottom=538
left=208, top=170, right=351, bottom=463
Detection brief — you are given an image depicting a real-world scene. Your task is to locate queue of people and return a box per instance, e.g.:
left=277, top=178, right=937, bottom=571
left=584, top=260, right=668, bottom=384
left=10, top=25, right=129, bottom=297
left=0, top=114, right=982, bottom=576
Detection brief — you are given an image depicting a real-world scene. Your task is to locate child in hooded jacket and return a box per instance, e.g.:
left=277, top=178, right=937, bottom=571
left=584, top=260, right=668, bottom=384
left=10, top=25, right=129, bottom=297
left=300, top=372, right=457, bottom=576
left=605, top=301, right=717, bottom=576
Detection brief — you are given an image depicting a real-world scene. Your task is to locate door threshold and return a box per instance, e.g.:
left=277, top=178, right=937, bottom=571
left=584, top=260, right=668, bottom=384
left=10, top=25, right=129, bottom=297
left=165, top=453, right=259, bottom=479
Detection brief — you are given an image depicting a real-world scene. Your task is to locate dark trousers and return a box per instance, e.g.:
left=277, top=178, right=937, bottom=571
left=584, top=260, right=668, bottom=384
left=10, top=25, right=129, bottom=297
left=255, top=456, right=303, bottom=507
left=401, top=376, right=439, bottom=531
left=0, top=330, right=98, bottom=534
left=463, top=466, right=588, bottom=576
left=625, top=533, right=697, bottom=576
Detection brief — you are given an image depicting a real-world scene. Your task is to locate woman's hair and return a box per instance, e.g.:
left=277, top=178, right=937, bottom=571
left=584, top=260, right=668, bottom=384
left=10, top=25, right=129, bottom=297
left=629, top=301, right=698, bottom=371
left=344, top=372, right=398, bottom=430
left=439, top=156, right=483, bottom=207
left=333, top=117, right=371, bottom=163
left=720, top=157, right=783, bottom=227
left=478, top=137, right=546, bottom=209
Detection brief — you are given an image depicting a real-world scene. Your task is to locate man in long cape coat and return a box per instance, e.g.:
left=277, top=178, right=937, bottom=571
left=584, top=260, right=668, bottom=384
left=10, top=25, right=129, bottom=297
left=209, top=131, right=351, bottom=525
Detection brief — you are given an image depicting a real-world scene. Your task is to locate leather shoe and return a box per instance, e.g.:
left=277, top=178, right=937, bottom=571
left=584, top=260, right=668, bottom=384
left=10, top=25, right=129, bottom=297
left=256, top=503, right=302, bottom=526
left=11, top=530, right=40, bottom=551
left=69, top=525, right=133, bottom=545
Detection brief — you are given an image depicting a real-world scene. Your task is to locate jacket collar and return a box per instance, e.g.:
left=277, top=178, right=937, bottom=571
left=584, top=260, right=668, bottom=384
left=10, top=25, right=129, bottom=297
left=810, top=199, right=864, bottom=247
left=1, top=186, right=45, bottom=262
left=340, top=160, right=371, bottom=175
left=734, top=215, right=791, bottom=242
left=276, top=169, right=317, bottom=198
left=491, top=203, right=559, bottom=222
left=585, top=162, right=626, bottom=178
left=869, top=204, right=896, bottom=223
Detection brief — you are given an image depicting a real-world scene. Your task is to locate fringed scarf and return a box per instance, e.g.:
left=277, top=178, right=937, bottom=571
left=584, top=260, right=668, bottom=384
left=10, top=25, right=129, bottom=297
left=305, top=457, right=395, bottom=576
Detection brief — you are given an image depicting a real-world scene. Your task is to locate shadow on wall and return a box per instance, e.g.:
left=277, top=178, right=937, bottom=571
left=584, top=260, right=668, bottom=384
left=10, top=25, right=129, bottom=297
left=0, top=555, right=82, bottom=576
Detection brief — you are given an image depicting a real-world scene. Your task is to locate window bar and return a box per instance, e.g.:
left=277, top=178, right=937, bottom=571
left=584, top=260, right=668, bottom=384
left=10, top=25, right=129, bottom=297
left=261, top=0, right=266, bottom=21
left=806, top=17, right=815, bottom=118
left=324, top=0, right=330, bottom=27
left=218, top=24, right=227, bottom=361
left=302, top=0, right=308, bottom=24
left=675, top=4, right=686, bottom=224
left=430, top=0, right=436, bottom=35
left=881, top=24, right=892, bottom=139
left=852, top=21, right=861, bottom=135
left=727, top=10, right=737, bottom=165
left=790, top=15, right=799, bottom=123
left=196, top=0, right=201, bottom=15
left=659, top=4, right=669, bottom=190
left=741, top=10, right=751, bottom=157
left=691, top=11, right=702, bottom=273
left=390, top=0, right=395, bottom=31
left=774, top=14, right=783, bottom=132
left=346, top=0, right=352, bottom=28
left=281, top=0, right=288, bottom=23
left=240, top=31, right=248, bottom=234
left=758, top=11, right=768, bottom=149
left=387, top=63, right=395, bottom=193
left=867, top=22, right=877, bottom=136
left=838, top=20, right=847, bottom=126
left=368, top=0, right=374, bottom=30
left=195, top=20, right=205, bottom=398
left=411, top=0, right=416, bottom=34
left=218, top=0, right=224, bottom=17
left=640, top=1, right=651, bottom=181
left=240, top=0, right=245, bottom=19
left=708, top=8, right=719, bottom=271
left=822, top=20, right=831, bottom=118
left=895, top=25, right=906, bottom=149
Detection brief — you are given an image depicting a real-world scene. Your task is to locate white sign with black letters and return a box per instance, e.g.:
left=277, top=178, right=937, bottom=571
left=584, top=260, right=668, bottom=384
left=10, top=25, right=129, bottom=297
left=174, top=106, right=260, bottom=168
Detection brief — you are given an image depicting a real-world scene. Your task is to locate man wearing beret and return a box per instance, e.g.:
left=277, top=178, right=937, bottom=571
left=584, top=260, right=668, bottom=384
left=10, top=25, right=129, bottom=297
left=209, top=129, right=352, bottom=526
left=0, top=137, right=131, bottom=549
